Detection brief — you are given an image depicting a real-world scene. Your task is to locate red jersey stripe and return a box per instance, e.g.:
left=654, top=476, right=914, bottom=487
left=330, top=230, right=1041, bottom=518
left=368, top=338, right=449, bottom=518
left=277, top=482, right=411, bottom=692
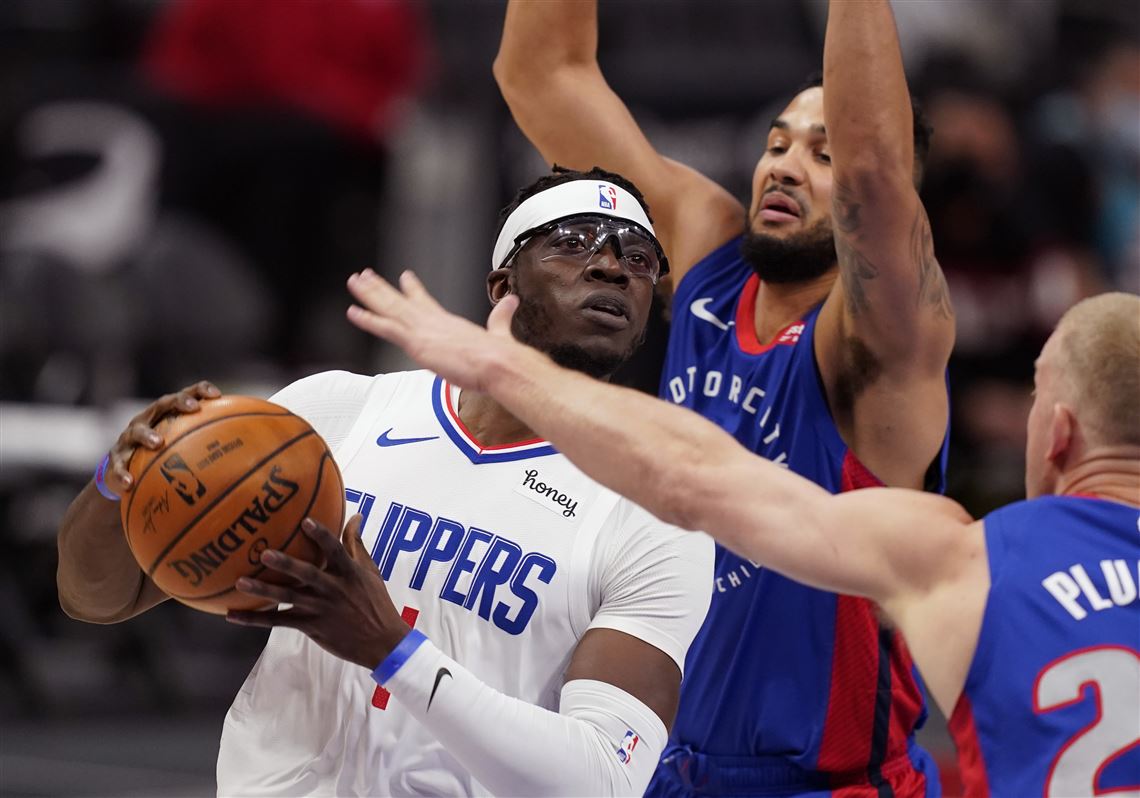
left=948, top=694, right=991, bottom=798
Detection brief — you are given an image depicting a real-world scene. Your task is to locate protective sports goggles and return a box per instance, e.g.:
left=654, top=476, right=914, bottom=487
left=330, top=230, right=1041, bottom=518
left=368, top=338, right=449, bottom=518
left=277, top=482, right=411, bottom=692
left=497, top=215, right=669, bottom=284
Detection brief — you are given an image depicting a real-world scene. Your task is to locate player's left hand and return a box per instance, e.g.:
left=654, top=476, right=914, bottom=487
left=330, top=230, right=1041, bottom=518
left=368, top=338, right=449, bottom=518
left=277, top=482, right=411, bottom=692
left=346, top=268, right=524, bottom=393
left=226, top=515, right=410, bottom=670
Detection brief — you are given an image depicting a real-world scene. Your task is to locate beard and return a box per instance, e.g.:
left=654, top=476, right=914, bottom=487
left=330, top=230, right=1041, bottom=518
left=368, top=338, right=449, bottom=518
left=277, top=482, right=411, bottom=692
left=739, top=215, right=837, bottom=284
left=508, top=286, right=644, bottom=380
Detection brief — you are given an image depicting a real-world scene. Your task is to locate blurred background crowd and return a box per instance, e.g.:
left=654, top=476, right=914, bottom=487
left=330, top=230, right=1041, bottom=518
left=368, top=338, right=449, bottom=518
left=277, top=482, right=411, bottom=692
left=0, top=0, right=1136, bottom=795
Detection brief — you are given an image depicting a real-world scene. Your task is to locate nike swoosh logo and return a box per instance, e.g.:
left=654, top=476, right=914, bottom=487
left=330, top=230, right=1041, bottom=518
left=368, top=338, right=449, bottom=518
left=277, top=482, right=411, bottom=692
left=376, top=428, right=439, bottom=447
left=690, top=297, right=733, bottom=331
left=427, top=667, right=452, bottom=711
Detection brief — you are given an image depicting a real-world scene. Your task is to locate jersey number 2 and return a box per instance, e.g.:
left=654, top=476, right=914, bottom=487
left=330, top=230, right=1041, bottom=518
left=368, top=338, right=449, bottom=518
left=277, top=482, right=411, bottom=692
left=1034, top=646, right=1140, bottom=797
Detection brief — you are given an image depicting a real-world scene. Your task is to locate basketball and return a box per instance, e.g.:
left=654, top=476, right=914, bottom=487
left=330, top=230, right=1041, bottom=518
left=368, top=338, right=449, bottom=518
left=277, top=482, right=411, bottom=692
left=121, top=396, right=345, bottom=615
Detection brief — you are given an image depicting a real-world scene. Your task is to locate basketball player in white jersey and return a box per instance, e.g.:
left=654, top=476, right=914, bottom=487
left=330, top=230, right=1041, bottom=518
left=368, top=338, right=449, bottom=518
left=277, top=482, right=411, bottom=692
left=56, top=168, right=714, bottom=797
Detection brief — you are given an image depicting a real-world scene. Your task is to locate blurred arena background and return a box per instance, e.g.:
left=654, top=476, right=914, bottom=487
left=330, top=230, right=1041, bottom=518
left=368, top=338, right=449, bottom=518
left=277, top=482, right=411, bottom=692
left=0, top=0, right=1136, bottom=795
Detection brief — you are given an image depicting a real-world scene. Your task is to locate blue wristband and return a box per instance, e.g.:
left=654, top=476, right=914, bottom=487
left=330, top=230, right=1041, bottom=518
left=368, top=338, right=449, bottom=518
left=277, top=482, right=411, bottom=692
left=94, top=454, right=120, bottom=502
left=372, top=629, right=428, bottom=685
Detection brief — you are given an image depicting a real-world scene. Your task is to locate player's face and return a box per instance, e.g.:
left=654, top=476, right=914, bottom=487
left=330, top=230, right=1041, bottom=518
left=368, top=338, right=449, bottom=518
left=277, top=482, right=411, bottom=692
left=1025, top=334, right=1062, bottom=498
left=489, top=239, right=652, bottom=379
left=748, top=87, right=834, bottom=240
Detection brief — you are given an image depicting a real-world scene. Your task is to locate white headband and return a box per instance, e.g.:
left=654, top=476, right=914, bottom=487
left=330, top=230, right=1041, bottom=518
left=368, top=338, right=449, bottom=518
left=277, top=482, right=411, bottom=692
left=491, top=179, right=656, bottom=271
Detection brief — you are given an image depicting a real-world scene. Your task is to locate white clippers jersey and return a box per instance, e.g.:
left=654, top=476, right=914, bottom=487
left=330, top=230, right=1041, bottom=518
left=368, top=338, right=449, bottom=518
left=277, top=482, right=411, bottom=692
left=217, top=370, right=713, bottom=797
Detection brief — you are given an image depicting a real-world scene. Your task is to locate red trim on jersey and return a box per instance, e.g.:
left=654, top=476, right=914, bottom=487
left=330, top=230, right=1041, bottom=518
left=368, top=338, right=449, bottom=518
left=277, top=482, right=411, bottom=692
left=818, top=595, right=877, bottom=773
left=820, top=451, right=929, bottom=795
left=830, top=757, right=930, bottom=798
left=948, top=695, right=991, bottom=798
left=885, top=635, right=928, bottom=795
left=819, top=452, right=883, bottom=773
left=936, top=752, right=966, bottom=798
left=733, top=274, right=805, bottom=355
left=443, top=382, right=546, bottom=451
left=839, top=449, right=882, bottom=491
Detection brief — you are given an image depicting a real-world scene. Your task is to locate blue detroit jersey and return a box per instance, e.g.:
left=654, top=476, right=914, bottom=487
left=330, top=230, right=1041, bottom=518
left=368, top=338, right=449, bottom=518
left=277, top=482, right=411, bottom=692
left=950, top=496, right=1140, bottom=797
left=651, top=237, right=948, bottom=796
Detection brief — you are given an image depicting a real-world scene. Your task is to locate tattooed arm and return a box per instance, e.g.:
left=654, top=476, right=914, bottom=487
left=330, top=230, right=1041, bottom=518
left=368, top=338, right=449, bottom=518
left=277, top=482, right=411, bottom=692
left=831, top=187, right=952, bottom=324
left=814, top=0, right=955, bottom=489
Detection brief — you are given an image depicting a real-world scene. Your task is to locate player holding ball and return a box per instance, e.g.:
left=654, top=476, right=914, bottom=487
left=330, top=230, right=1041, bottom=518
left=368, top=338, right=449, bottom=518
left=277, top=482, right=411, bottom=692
left=56, top=169, right=714, bottom=797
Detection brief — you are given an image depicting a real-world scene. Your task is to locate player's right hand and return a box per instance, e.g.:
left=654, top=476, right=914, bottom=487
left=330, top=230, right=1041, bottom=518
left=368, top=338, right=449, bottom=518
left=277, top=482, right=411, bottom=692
left=347, top=269, right=525, bottom=394
left=104, top=381, right=221, bottom=495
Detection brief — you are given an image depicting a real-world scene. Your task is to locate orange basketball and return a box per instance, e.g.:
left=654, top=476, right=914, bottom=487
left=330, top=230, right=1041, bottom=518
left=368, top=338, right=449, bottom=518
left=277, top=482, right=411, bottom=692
left=121, top=395, right=345, bottom=615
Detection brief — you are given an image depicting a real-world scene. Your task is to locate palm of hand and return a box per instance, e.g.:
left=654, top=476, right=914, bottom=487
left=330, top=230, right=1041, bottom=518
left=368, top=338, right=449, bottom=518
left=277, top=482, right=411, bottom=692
left=347, top=270, right=522, bottom=393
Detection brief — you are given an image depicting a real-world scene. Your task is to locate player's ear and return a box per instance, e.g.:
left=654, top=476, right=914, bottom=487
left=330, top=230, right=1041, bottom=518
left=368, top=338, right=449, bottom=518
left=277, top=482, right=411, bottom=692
left=487, top=268, right=512, bottom=305
left=1046, top=402, right=1075, bottom=467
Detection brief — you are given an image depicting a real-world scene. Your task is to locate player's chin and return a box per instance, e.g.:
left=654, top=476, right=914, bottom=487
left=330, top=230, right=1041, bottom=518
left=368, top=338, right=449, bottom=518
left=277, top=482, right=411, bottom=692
left=750, top=218, right=802, bottom=237
left=546, top=340, right=629, bottom=380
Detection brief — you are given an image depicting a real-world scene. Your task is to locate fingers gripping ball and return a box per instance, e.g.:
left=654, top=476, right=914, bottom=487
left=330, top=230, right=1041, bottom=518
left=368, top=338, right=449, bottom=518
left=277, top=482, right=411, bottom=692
left=121, top=396, right=345, bottom=615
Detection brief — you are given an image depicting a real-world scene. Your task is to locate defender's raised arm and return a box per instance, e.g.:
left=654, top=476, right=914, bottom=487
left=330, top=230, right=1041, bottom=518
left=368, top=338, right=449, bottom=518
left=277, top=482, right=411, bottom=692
left=809, top=0, right=956, bottom=489
left=822, top=0, right=955, bottom=341
left=494, top=0, right=741, bottom=283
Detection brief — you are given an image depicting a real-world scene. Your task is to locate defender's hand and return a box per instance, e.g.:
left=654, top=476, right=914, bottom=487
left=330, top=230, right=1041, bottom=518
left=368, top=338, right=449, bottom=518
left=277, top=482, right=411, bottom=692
left=105, top=381, right=221, bottom=496
left=346, top=269, right=523, bottom=393
left=227, top=515, right=409, bottom=670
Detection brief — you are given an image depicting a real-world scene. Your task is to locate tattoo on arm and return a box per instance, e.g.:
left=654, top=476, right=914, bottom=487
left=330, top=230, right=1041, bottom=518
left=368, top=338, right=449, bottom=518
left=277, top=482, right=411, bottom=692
left=832, top=179, right=953, bottom=321
left=912, top=206, right=954, bottom=320
left=833, top=179, right=862, bottom=235
left=837, top=237, right=879, bottom=317
left=833, top=179, right=879, bottom=317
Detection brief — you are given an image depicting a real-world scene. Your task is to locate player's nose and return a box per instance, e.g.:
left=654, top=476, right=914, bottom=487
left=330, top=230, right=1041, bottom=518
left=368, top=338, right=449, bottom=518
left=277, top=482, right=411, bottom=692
left=770, top=152, right=807, bottom=186
left=585, top=240, right=630, bottom=285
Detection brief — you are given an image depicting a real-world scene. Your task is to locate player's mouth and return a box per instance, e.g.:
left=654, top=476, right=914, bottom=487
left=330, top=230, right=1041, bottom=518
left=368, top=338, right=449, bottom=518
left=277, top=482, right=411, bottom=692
left=758, top=190, right=803, bottom=224
left=580, top=294, right=631, bottom=329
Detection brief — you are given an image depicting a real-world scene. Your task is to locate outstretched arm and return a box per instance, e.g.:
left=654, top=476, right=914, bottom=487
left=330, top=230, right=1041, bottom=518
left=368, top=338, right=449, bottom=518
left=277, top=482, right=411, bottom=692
left=813, top=0, right=956, bottom=488
left=348, top=270, right=987, bottom=711
left=348, top=271, right=972, bottom=603
left=494, top=0, right=742, bottom=285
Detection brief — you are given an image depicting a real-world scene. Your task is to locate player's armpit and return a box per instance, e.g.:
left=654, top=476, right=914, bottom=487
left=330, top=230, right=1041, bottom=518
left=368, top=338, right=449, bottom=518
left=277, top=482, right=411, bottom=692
left=884, top=524, right=990, bottom=717
left=813, top=208, right=954, bottom=489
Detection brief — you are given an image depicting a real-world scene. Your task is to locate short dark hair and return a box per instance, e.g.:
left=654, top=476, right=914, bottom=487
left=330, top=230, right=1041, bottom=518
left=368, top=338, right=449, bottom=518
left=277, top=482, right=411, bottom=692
left=795, top=71, right=933, bottom=184
left=494, top=165, right=655, bottom=240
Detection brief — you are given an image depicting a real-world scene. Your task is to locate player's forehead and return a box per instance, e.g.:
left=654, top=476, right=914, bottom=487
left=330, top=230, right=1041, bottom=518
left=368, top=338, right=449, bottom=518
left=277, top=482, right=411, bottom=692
left=769, top=87, right=826, bottom=139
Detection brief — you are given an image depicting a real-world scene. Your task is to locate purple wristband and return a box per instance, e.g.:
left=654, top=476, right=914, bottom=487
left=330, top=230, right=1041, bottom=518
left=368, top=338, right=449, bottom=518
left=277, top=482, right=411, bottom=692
left=94, top=454, right=120, bottom=502
left=372, top=629, right=428, bottom=685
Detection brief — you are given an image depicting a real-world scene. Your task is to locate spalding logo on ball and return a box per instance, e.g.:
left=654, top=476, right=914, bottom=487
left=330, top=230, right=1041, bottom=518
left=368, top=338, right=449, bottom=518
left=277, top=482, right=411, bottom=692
left=121, top=396, right=345, bottom=615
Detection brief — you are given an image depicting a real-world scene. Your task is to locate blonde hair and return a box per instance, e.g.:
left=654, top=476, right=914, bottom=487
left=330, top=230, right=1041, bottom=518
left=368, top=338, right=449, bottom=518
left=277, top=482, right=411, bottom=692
left=1055, top=292, right=1140, bottom=446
